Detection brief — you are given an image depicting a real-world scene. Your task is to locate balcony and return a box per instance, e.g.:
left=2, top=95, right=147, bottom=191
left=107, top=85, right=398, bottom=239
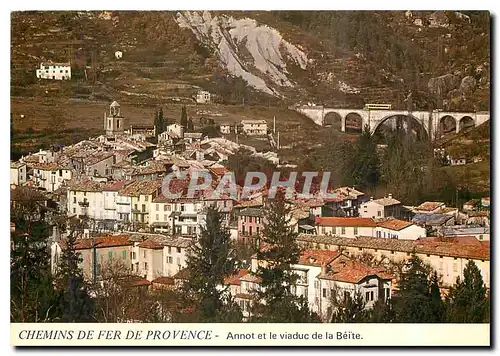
left=78, top=200, right=89, bottom=207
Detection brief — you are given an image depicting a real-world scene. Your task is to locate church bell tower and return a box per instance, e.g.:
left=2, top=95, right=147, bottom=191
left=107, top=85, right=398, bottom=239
left=104, top=101, right=127, bottom=136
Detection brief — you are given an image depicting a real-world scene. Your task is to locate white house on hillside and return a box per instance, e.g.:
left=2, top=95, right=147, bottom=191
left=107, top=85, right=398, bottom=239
left=36, top=62, right=71, bottom=80
left=241, top=120, right=267, bottom=136
left=375, top=218, right=427, bottom=240
left=314, top=216, right=426, bottom=240
left=196, top=90, right=211, bottom=104
left=315, top=217, right=376, bottom=238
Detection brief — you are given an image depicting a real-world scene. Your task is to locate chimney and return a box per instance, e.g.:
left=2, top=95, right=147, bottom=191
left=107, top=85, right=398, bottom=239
left=388, top=193, right=392, bottom=199
left=321, top=263, right=327, bottom=275
left=370, top=196, right=374, bottom=201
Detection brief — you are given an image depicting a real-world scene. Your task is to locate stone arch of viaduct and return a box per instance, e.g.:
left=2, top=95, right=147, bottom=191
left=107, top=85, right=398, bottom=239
left=294, top=106, right=490, bottom=140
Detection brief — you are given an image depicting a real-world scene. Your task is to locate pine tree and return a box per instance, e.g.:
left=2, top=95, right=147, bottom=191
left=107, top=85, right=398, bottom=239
left=250, top=190, right=319, bottom=322
left=10, top=196, right=61, bottom=322
left=180, top=105, right=188, bottom=129
left=446, top=260, right=488, bottom=323
left=55, top=230, right=94, bottom=322
left=391, top=255, right=439, bottom=322
left=181, top=206, right=241, bottom=322
left=346, top=125, right=380, bottom=189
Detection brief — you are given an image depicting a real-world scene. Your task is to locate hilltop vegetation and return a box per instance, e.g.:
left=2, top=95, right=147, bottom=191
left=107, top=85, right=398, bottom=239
left=11, top=11, right=490, bottom=109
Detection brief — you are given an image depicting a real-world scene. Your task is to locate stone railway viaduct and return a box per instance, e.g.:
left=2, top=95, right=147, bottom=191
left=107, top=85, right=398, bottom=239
left=294, top=106, right=490, bottom=141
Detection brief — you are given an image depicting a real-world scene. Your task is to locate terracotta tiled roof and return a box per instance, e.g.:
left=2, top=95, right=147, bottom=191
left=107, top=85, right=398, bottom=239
left=298, top=250, right=340, bottom=266
left=419, top=236, right=481, bottom=245
left=68, top=179, right=104, bottom=192
left=131, top=161, right=172, bottom=176
left=224, top=269, right=249, bottom=285
left=118, top=179, right=161, bottom=196
left=438, top=207, right=458, bottom=214
left=84, top=152, right=114, bottom=166
left=332, top=186, right=365, bottom=198
left=370, top=197, right=401, bottom=206
left=103, top=180, right=135, bottom=191
left=236, top=207, right=263, bottom=217
left=138, top=239, right=165, bottom=249
left=235, top=198, right=263, bottom=208
left=119, top=275, right=152, bottom=288
left=318, top=259, right=393, bottom=283
left=294, top=198, right=324, bottom=208
left=10, top=161, right=26, bottom=169
left=376, top=218, right=413, bottom=231
left=22, top=155, right=40, bottom=164
left=152, top=276, right=175, bottom=285
left=239, top=274, right=262, bottom=283
left=415, top=201, right=445, bottom=212
left=134, top=235, right=192, bottom=249
left=463, top=199, right=478, bottom=206
left=297, top=234, right=490, bottom=261
left=467, top=211, right=489, bottom=217
left=152, top=178, right=190, bottom=202
left=209, top=167, right=228, bottom=177
left=31, top=162, right=62, bottom=171
left=315, top=217, right=376, bottom=227
left=74, top=235, right=132, bottom=250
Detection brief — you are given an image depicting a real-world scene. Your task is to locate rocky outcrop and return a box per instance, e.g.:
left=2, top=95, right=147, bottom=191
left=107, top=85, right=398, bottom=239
left=428, top=74, right=460, bottom=95
left=460, top=76, right=477, bottom=95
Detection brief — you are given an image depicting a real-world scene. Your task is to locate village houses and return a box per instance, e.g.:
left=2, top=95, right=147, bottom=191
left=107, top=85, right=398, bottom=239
left=296, top=234, right=490, bottom=290
left=31, top=163, right=73, bottom=192
left=10, top=161, right=27, bottom=186
left=359, top=194, right=402, bottom=219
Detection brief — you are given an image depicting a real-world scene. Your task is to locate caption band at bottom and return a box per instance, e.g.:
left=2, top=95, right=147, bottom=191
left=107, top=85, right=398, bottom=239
left=11, top=323, right=490, bottom=346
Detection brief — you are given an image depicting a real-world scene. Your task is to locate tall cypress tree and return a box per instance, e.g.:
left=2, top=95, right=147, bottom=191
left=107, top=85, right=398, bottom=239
left=180, top=105, right=188, bottom=129
left=429, top=271, right=446, bottom=322
left=154, top=107, right=165, bottom=136
left=182, top=206, right=241, bottom=322
left=55, top=230, right=94, bottom=322
left=187, top=117, right=194, bottom=132
left=446, top=260, right=488, bottom=323
left=250, top=190, right=319, bottom=322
